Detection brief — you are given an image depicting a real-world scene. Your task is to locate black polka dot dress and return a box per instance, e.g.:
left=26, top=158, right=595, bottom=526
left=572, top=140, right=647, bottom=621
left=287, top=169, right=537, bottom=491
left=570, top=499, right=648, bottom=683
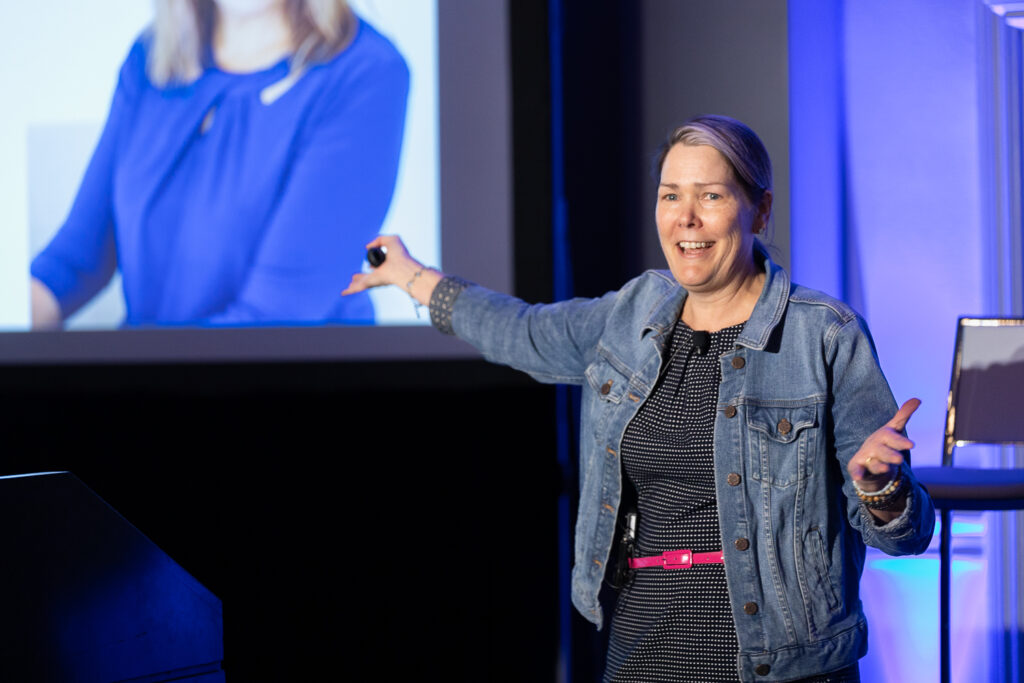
left=603, top=321, right=860, bottom=683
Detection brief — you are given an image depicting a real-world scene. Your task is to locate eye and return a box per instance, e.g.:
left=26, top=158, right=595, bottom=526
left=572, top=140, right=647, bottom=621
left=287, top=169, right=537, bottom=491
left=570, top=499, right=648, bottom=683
left=661, top=192, right=678, bottom=201
left=704, top=192, right=722, bottom=201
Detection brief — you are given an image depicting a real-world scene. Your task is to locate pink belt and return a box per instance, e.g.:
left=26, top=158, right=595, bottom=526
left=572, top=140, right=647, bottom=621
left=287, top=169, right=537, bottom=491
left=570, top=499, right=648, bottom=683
left=628, top=549, right=724, bottom=570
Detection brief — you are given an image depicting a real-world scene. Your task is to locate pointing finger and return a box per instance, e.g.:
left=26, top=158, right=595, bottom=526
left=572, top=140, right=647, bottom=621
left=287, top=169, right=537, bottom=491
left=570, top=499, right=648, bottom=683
left=886, top=398, right=921, bottom=432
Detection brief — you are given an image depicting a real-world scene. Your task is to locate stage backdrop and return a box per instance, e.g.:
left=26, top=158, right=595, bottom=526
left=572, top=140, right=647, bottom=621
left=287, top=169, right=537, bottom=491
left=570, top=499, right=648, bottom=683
left=790, top=0, right=1024, bottom=681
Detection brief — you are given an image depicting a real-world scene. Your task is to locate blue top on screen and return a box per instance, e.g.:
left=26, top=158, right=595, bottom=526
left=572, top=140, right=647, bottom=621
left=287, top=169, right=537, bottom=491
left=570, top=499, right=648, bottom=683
left=31, top=17, right=409, bottom=326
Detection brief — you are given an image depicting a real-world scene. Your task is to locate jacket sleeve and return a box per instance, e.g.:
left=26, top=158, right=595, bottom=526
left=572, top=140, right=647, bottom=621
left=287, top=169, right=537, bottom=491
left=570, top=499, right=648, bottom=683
left=449, top=283, right=619, bottom=385
left=828, top=315, right=935, bottom=555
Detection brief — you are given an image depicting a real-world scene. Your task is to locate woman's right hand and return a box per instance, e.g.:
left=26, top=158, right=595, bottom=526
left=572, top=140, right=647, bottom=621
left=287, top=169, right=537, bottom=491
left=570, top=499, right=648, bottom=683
left=847, top=398, right=920, bottom=487
left=342, top=235, right=443, bottom=306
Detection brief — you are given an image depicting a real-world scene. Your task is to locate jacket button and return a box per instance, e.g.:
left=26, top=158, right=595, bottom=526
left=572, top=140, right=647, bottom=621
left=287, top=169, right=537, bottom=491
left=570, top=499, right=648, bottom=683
left=600, top=380, right=613, bottom=395
left=777, top=418, right=792, bottom=435
left=724, top=405, right=737, bottom=418
left=731, top=356, right=745, bottom=369
left=755, top=664, right=771, bottom=676
left=743, top=602, right=759, bottom=615
left=734, top=537, right=749, bottom=551
left=727, top=473, right=741, bottom=486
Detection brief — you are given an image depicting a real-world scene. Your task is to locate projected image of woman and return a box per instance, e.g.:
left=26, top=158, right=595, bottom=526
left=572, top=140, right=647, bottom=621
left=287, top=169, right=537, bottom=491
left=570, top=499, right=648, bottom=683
left=344, top=116, right=935, bottom=681
left=30, top=0, right=408, bottom=328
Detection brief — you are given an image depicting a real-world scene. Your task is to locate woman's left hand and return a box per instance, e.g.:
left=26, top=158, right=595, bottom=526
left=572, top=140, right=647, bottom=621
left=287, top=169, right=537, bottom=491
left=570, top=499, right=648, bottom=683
left=848, top=398, right=920, bottom=492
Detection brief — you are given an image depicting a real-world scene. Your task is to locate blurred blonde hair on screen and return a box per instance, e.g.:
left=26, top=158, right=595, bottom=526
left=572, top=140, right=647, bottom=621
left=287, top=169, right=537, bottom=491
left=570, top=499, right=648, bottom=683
left=148, top=0, right=356, bottom=87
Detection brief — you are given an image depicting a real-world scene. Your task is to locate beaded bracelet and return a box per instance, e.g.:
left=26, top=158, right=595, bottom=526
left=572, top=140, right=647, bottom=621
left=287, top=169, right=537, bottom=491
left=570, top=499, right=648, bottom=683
left=854, top=474, right=900, bottom=498
left=854, top=476, right=907, bottom=510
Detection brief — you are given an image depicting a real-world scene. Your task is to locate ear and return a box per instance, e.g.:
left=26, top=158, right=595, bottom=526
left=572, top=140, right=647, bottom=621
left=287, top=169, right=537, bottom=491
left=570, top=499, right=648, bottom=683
left=754, top=190, right=773, bottom=233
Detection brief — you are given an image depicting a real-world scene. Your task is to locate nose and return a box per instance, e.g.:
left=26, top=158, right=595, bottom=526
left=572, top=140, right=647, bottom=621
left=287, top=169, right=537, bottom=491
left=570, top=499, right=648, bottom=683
left=673, top=196, right=700, bottom=228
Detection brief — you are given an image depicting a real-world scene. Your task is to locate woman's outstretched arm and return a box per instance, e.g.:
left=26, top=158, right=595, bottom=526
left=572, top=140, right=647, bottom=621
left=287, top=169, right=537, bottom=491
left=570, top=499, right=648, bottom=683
left=343, top=234, right=620, bottom=386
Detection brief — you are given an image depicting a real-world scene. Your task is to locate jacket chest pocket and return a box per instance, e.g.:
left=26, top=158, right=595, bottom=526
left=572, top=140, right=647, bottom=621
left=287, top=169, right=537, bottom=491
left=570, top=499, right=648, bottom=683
left=585, top=357, right=633, bottom=405
left=746, top=404, right=818, bottom=487
left=584, top=357, right=640, bottom=445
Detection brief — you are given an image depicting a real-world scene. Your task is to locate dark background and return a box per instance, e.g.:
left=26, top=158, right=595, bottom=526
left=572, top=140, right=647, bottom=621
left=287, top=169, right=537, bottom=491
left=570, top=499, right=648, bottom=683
left=0, top=1, right=789, bottom=680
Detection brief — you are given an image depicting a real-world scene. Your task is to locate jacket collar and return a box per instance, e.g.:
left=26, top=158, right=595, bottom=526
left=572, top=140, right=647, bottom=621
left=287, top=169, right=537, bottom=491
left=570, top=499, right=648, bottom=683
left=737, top=242, right=790, bottom=351
left=640, top=242, right=790, bottom=352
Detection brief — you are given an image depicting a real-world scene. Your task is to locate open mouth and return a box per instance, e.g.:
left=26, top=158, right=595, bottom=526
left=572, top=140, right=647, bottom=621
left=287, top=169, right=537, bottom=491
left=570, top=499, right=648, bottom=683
left=678, top=241, right=714, bottom=253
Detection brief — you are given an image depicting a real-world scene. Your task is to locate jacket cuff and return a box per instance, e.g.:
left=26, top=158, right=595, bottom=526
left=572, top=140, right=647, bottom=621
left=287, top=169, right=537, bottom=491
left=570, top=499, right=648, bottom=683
left=859, top=489, right=915, bottom=533
left=429, top=275, right=471, bottom=335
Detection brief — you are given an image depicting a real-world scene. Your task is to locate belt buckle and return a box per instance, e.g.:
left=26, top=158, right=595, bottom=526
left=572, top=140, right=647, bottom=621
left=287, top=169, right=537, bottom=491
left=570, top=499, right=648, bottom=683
left=661, top=549, right=693, bottom=569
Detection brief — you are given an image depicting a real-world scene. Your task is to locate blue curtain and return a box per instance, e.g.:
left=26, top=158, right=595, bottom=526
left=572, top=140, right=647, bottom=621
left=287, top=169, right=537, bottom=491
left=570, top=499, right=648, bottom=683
left=789, top=0, right=1022, bottom=680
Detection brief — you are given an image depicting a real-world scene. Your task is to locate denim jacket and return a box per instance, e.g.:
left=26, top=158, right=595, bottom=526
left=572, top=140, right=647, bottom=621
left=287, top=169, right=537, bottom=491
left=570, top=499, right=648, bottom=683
left=444, top=248, right=935, bottom=681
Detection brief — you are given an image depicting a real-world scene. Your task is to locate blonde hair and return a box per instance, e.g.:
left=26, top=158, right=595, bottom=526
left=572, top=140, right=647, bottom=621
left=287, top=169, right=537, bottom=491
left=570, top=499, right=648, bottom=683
left=656, top=115, right=772, bottom=208
left=148, top=0, right=355, bottom=86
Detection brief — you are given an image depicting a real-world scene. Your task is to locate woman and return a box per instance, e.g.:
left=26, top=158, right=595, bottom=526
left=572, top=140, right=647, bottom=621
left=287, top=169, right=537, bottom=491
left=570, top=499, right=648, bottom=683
left=345, top=115, right=934, bottom=682
left=32, top=0, right=408, bottom=328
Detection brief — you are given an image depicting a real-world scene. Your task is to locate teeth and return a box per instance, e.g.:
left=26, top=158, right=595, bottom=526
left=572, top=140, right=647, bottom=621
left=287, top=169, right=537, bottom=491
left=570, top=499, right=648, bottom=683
left=678, top=241, right=713, bottom=249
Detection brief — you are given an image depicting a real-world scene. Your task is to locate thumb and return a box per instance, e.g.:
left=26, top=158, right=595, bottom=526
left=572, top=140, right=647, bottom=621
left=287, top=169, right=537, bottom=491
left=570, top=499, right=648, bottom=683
left=887, top=398, right=921, bottom=432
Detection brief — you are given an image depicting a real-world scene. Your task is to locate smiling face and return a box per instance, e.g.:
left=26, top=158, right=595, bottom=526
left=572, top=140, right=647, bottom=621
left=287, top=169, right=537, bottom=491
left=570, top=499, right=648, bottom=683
left=656, top=143, right=770, bottom=296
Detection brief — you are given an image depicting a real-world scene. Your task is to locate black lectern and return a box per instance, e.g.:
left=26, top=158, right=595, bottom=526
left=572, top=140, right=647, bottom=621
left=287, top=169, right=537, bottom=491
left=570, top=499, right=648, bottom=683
left=0, top=471, right=223, bottom=682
